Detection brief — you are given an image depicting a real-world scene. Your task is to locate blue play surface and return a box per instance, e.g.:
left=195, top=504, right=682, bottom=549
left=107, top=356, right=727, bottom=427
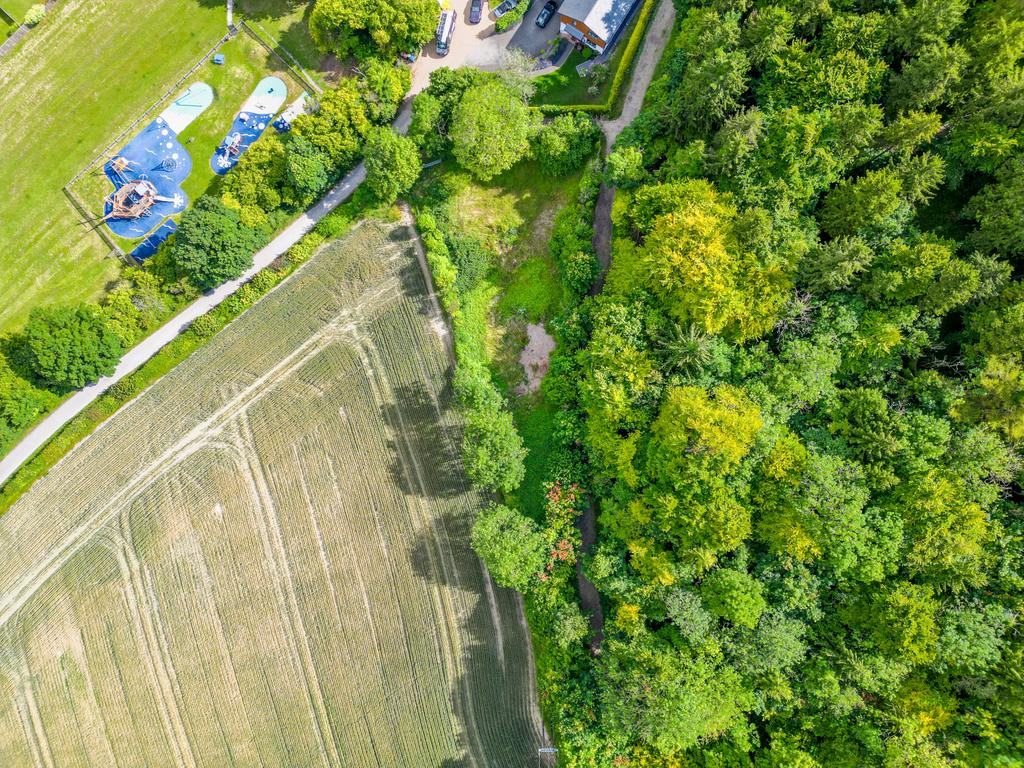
left=129, top=219, right=177, bottom=261
left=104, top=117, right=190, bottom=240
left=210, top=76, right=287, bottom=175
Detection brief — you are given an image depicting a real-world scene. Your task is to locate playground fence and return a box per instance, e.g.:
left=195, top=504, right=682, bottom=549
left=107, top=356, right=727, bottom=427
left=238, top=19, right=322, bottom=95
left=63, top=30, right=232, bottom=263
left=64, top=20, right=319, bottom=264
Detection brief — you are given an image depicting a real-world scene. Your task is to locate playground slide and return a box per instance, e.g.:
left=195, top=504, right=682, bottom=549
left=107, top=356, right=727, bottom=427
left=102, top=82, right=214, bottom=250
left=210, top=76, right=288, bottom=175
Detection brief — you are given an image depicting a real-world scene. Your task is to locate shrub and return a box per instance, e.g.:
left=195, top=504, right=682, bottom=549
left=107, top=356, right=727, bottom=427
left=495, top=0, right=531, bottom=32
left=287, top=232, right=326, bottom=265
left=24, top=4, right=45, bottom=25
left=188, top=313, right=220, bottom=340
left=536, top=113, right=602, bottom=176
left=448, top=235, right=491, bottom=293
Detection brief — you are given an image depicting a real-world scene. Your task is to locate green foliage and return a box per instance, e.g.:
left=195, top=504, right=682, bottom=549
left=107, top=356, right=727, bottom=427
left=360, top=58, right=411, bottom=122
left=700, top=568, right=767, bottom=628
left=819, top=167, right=904, bottom=237
left=285, top=134, right=332, bottom=202
left=471, top=503, right=547, bottom=592
left=451, top=79, right=541, bottom=180
left=461, top=394, right=527, bottom=493
left=309, top=0, right=437, bottom=60
left=363, top=127, right=421, bottom=203
left=461, top=2, right=1024, bottom=763
left=172, top=196, right=265, bottom=290
left=23, top=3, right=45, bottom=24
left=291, top=80, right=371, bottom=167
left=605, top=146, right=647, bottom=189
left=535, top=114, right=600, bottom=177
left=634, top=180, right=795, bottom=341
left=22, top=305, right=122, bottom=389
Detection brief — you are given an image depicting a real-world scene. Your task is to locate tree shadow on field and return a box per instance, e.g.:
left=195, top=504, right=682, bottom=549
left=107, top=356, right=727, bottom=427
left=391, top=225, right=441, bottom=322
left=380, top=380, right=466, bottom=500
left=408, top=513, right=547, bottom=767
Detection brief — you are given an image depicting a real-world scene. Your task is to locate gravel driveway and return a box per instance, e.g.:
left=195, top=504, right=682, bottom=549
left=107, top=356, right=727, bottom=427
left=410, top=0, right=518, bottom=93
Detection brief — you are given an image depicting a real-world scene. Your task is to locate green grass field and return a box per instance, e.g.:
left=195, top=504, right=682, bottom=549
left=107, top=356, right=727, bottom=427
left=69, top=31, right=309, bottom=252
left=0, top=0, right=229, bottom=335
left=0, top=0, right=325, bottom=336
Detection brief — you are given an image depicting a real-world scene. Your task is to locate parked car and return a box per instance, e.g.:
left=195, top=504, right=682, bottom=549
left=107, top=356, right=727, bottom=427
left=435, top=9, right=457, bottom=55
left=493, top=0, right=516, bottom=17
left=535, top=0, right=557, bottom=27
left=469, top=0, right=483, bottom=24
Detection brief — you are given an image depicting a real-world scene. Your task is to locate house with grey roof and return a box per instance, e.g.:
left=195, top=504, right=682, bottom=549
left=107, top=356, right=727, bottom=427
left=557, top=0, right=641, bottom=53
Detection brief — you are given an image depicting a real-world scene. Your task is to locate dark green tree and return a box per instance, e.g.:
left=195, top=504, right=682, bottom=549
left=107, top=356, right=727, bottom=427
left=172, top=197, right=265, bottom=290
left=363, top=127, right=421, bottom=203
left=23, top=305, right=122, bottom=389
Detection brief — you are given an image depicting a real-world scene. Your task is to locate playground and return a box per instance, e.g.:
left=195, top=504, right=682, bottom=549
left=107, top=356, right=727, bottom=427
left=68, top=30, right=310, bottom=259
left=0, top=0, right=316, bottom=335
left=210, top=75, right=288, bottom=175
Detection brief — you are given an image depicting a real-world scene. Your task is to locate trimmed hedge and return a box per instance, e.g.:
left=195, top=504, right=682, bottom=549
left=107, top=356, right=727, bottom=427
left=538, top=0, right=659, bottom=117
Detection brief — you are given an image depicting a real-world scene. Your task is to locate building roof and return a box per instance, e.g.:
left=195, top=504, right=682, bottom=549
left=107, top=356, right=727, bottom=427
left=559, top=0, right=637, bottom=44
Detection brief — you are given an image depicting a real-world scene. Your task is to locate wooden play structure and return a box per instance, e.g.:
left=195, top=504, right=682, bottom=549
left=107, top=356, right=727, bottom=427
left=94, top=156, right=180, bottom=222
left=100, top=175, right=176, bottom=221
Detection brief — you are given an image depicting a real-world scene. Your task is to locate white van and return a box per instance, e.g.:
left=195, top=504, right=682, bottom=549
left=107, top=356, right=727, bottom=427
left=435, top=10, right=457, bottom=56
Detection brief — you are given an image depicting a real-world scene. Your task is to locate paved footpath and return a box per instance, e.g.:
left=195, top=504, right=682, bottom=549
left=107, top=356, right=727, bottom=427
left=0, top=105, right=411, bottom=486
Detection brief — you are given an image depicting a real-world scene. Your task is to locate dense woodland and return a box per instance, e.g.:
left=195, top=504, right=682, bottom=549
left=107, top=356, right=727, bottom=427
left=467, top=0, right=1024, bottom=765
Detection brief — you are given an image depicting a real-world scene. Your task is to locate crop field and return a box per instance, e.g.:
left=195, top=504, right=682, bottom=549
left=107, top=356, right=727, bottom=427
left=0, top=220, right=544, bottom=766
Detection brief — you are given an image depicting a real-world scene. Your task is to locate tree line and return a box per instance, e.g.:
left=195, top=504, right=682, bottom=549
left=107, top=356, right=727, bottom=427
left=467, top=0, right=1024, bottom=765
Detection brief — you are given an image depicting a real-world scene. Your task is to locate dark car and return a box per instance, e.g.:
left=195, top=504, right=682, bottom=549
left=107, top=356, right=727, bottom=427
left=469, top=0, right=483, bottom=23
left=535, top=0, right=557, bottom=27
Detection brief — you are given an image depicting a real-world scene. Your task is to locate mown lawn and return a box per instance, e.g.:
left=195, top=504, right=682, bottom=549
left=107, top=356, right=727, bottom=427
left=1, top=0, right=34, bottom=24
left=0, top=0, right=318, bottom=335
left=531, top=7, right=643, bottom=106
left=237, top=0, right=337, bottom=87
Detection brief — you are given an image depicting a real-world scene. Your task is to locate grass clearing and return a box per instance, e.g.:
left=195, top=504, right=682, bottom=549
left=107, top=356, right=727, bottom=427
left=0, top=219, right=544, bottom=764
left=419, top=161, right=580, bottom=513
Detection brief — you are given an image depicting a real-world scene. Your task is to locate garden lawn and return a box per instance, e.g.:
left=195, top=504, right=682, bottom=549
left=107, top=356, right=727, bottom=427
left=69, top=30, right=310, bottom=253
left=0, top=0, right=230, bottom=335
left=1, top=0, right=34, bottom=24
left=531, top=8, right=643, bottom=106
